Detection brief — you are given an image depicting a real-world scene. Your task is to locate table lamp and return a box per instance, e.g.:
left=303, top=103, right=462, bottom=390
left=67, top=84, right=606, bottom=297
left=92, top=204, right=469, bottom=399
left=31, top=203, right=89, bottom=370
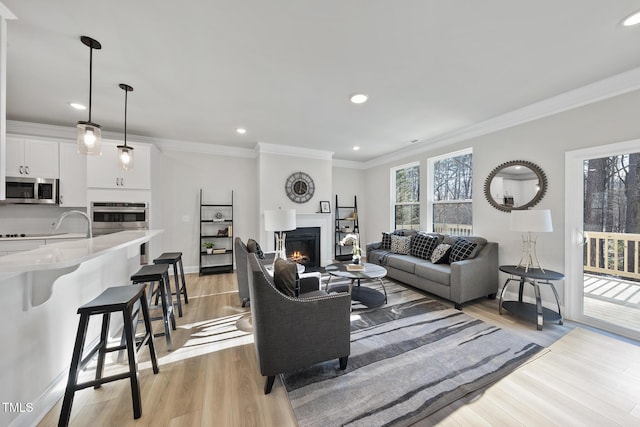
left=510, top=209, right=553, bottom=272
left=264, top=209, right=296, bottom=263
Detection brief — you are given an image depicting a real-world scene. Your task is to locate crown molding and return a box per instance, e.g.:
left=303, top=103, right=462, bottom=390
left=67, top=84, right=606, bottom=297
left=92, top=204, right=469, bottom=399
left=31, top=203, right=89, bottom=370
left=363, top=66, right=640, bottom=169
left=6, top=120, right=256, bottom=158
left=256, top=142, right=334, bottom=161
left=332, top=158, right=367, bottom=170
left=9, top=65, right=640, bottom=169
left=155, top=139, right=255, bottom=158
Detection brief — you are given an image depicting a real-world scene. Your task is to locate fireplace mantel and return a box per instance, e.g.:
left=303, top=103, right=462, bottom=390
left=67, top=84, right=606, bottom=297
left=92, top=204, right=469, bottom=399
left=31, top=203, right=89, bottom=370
left=295, top=213, right=333, bottom=267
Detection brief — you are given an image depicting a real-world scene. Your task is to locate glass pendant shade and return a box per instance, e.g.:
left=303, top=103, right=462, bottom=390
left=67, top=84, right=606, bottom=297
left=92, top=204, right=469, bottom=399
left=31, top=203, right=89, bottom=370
left=117, top=83, right=135, bottom=170
left=77, top=121, right=102, bottom=155
left=117, top=144, right=134, bottom=170
left=77, top=36, right=102, bottom=155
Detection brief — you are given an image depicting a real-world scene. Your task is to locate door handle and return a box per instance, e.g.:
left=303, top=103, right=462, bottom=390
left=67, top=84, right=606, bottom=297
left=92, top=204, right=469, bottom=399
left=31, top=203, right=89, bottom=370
left=19, top=165, right=24, bottom=174
left=577, top=229, right=587, bottom=246
left=25, top=165, right=30, bottom=175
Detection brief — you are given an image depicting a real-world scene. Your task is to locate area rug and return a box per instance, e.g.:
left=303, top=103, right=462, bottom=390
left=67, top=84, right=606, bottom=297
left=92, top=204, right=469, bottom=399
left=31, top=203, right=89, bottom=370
left=282, top=297, right=545, bottom=427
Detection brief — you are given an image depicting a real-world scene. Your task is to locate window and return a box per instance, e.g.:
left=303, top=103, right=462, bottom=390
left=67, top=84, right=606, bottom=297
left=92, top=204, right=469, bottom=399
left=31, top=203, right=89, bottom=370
left=428, top=149, right=473, bottom=235
left=391, top=162, right=420, bottom=230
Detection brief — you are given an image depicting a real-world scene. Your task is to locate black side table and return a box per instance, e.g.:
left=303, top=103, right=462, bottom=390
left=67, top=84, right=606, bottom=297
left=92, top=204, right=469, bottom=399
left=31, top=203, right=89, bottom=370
left=499, top=265, right=564, bottom=330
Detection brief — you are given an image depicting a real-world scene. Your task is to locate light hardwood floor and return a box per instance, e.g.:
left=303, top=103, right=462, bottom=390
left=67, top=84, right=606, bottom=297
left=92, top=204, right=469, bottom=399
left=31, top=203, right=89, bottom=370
left=39, top=272, right=640, bottom=426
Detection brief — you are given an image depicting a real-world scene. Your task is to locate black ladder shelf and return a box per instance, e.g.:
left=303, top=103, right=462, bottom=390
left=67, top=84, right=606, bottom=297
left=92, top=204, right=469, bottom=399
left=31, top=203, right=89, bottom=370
left=334, top=195, right=359, bottom=261
left=199, top=189, right=234, bottom=275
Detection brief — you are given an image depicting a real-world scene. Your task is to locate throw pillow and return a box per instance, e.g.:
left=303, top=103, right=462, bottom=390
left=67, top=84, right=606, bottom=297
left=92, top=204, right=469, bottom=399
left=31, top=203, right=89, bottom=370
left=431, top=243, right=452, bottom=264
left=448, top=238, right=478, bottom=263
left=273, top=259, right=298, bottom=297
left=246, top=239, right=265, bottom=259
left=390, top=234, right=412, bottom=254
left=410, top=232, right=440, bottom=260
left=381, top=232, right=392, bottom=250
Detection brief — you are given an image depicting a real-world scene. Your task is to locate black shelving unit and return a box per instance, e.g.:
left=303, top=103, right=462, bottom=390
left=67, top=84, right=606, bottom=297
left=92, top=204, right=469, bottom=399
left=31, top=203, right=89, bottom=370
left=199, top=189, right=233, bottom=275
left=334, top=195, right=359, bottom=261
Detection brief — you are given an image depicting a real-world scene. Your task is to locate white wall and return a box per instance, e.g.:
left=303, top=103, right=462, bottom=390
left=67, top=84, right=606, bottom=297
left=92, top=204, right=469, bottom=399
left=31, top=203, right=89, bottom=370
left=362, top=88, right=640, bottom=306
left=159, top=149, right=257, bottom=272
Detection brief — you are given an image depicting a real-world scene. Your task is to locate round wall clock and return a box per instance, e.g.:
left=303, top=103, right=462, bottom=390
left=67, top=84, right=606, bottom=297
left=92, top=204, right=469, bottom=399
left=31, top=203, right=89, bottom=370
left=285, top=172, right=315, bottom=203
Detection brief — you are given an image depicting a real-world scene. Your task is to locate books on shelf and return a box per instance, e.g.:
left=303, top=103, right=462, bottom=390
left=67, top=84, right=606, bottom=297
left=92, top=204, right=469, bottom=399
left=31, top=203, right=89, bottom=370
left=346, top=263, right=365, bottom=271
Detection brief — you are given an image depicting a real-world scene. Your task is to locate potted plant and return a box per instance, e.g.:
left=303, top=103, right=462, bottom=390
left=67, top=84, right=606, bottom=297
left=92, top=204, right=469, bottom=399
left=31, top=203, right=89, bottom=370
left=202, top=241, right=215, bottom=254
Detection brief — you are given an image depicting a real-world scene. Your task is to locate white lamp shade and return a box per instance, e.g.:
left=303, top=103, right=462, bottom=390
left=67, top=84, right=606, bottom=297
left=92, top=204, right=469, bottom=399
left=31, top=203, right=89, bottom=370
left=264, top=209, right=296, bottom=231
left=510, top=209, right=553, bottom=233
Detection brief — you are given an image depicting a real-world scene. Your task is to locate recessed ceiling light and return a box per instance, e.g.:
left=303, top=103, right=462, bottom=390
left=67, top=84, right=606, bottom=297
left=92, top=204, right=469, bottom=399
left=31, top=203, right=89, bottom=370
left=69, top=102, right=86, bottom=110
left=350, top=93, right=368, bottom=104
left=236, top=128, right=247, bottom=134
left=623, top=10, right=640, bottom=26
left=353, top=146, right=360, bottom=151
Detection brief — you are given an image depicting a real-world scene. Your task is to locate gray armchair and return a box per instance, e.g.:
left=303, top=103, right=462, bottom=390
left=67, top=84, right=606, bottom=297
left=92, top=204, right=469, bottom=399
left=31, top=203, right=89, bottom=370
left=235, top=237, right=324, bottom=306
left=246, top=252, right=351, bottom=394
left=235, top=237, right=275, bottom=307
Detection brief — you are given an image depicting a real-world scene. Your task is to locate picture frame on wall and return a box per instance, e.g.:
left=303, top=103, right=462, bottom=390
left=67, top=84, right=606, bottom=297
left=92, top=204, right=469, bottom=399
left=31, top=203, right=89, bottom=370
left=320, top=200, right=331, bottom=213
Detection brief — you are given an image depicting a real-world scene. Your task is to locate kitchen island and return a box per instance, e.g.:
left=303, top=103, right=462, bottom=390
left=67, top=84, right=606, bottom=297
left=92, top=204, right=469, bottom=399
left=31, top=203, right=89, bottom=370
left=0, top=230, right=162, bottom=427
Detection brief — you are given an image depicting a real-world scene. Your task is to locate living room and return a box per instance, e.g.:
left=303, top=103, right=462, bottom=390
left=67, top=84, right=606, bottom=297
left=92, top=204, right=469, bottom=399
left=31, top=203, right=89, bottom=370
left=2, top=1, right=640, bottom=426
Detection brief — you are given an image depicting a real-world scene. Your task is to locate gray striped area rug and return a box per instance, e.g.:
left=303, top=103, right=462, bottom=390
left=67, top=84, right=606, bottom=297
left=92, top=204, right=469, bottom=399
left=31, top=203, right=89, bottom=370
left=282, top=297, right=544, bottom=427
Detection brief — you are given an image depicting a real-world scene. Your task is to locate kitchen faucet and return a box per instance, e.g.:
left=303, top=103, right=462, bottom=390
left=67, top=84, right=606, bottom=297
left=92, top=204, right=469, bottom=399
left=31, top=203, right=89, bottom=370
left=53, top=210, right=93, bottom=239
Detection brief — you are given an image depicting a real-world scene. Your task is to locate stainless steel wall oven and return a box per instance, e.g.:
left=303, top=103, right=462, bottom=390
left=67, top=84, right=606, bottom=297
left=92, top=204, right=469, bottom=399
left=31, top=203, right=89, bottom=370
left=90, top=202, right=149, bottom=262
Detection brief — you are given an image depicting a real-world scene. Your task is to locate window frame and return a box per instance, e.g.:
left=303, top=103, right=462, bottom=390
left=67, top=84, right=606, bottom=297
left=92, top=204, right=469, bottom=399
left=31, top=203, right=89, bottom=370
left=426, top=148, right=473, bottom=234
left=390, top=161, right=420, bottom=231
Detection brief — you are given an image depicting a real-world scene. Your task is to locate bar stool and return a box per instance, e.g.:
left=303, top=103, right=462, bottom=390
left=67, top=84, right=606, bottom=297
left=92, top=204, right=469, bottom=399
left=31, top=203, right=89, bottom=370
left=153, top=252, right=188, bottom=317
left=58, top=284, right=159, bottom=426
left=131, top=264, right=176, bottom=351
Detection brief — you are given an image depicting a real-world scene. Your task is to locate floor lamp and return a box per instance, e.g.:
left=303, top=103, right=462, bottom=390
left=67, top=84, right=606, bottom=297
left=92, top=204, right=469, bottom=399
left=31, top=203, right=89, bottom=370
left=510, top=209, right=553, bottom=272
left=264, top=209, right=296, bottom=265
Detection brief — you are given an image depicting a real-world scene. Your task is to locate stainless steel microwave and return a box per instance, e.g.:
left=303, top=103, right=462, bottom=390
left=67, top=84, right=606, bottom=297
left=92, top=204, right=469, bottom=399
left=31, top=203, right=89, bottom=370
left=4, top=176, right=59, bottom=204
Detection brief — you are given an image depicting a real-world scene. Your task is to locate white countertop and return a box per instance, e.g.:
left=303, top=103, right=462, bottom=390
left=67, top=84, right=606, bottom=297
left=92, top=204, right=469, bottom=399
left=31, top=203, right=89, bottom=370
left=0, top=230, right=163, bottom=273
left=0, top=233, right=87, bottom=242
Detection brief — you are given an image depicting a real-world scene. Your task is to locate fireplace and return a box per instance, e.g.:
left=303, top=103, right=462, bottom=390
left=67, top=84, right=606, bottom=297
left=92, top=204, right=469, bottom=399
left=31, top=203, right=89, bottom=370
left=281, top=227, right=321, bottom=271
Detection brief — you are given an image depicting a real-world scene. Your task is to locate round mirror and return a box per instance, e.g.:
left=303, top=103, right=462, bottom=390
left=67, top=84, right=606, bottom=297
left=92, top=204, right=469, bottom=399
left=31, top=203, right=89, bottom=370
left=484, top=160, right=547, bottom=212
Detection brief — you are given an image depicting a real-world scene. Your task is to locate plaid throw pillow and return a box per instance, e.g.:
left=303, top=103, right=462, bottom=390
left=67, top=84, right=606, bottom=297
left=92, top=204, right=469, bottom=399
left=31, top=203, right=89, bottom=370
left=410, top=232, right=440, bottom=260
left=381, top=232, right=392, bottom=250
left=448, top=238, right=478, bottom=263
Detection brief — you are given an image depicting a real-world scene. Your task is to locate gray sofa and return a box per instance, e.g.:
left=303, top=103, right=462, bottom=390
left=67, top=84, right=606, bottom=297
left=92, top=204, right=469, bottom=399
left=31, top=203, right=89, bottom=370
left=246, top=252, right=351, bottom=394
left=366, top=231, right=499, bottom=309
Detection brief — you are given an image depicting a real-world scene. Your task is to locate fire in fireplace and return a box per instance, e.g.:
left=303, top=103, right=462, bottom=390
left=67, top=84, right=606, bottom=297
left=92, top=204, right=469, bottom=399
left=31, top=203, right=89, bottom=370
left=281, top=227, right=321, bottom=271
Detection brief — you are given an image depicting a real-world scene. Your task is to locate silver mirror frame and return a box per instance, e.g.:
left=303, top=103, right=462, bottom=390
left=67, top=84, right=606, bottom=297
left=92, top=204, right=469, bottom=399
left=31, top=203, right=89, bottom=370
left=483, top=160, right=548, bottom=212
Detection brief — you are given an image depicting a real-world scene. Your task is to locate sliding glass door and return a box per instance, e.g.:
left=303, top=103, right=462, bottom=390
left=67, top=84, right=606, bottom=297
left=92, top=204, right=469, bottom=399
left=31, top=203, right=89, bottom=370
left=565, top=140, right=640, bottom=340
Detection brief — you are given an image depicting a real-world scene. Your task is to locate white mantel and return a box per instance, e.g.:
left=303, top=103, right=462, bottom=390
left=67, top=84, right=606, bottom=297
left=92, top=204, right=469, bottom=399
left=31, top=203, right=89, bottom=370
left=294, top=213, right=333, bottom=267
left=263, top=212, right=333, bottom=267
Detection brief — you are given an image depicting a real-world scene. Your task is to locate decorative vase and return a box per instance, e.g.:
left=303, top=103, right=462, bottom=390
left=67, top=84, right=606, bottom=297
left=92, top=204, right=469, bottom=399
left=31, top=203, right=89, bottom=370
left=352, top=257, right=360, bottom=264
left=207, top=248, right=213, bottom=254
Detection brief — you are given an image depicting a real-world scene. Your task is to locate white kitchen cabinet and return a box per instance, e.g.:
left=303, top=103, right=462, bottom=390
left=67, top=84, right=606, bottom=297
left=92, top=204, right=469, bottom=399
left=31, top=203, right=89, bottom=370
left=58, top=143, right=87, bottom=207
left=6, top=137, right=59, bottom=178
left=86, top=142, right=150, bottom=190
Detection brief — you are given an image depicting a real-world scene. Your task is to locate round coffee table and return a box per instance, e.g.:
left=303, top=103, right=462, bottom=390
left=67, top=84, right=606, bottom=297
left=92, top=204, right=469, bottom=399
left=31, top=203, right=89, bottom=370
left=325, top=262, right=388, bottom=308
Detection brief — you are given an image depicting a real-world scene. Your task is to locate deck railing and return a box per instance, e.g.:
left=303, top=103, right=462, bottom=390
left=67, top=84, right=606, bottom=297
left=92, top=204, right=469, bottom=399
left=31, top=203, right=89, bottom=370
left=584, top=231, right=640, bottom=281
left=433, top=223, right=473, bottom=236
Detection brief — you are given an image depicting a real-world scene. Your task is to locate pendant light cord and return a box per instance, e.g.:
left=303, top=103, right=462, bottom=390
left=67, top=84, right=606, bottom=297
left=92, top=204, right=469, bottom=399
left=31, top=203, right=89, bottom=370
left=124, top=87, right=128, bottom=147
left=88, top=45, right=93, bottom=123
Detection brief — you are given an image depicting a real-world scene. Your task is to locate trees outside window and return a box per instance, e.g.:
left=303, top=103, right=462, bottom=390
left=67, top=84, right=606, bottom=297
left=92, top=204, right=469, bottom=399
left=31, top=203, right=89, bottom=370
left=391, top=162, right=420, bottom=230
left=429, top=149, right=473, bottom=235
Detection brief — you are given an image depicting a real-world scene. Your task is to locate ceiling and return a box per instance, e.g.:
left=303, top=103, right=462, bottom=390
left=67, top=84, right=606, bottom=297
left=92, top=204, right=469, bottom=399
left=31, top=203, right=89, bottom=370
left=3, top=1, right=640, bottom=162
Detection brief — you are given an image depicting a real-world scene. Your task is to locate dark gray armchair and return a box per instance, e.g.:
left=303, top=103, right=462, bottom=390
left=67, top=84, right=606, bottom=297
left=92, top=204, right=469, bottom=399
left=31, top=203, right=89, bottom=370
left=235, top=237, right=275, bottom=307
left=246, top=252, right=351, bottom=394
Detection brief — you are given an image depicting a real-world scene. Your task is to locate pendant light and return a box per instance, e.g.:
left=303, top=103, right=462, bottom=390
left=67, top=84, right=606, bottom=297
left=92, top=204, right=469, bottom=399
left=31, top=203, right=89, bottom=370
left=77, top=36, right=102, bottom=155
left=117, top=83, right=134, bottom=170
